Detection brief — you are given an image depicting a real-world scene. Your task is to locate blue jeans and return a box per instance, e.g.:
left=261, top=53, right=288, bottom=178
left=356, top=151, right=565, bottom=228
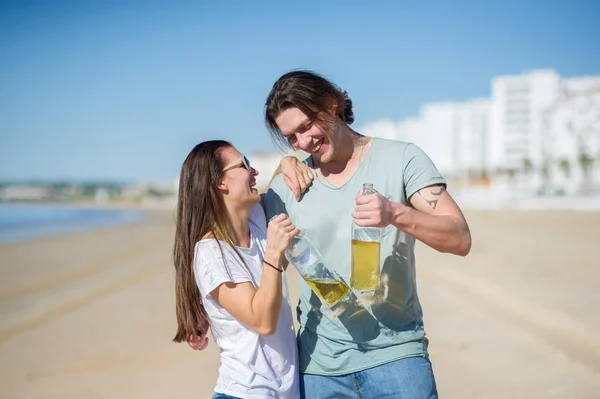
left=300, top=355, right=438, bottom=399
left=212, top=394, right=240, bottom=399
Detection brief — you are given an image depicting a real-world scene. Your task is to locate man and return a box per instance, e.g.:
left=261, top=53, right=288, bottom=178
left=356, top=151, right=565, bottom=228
left=262, top=70, right=471, bottom=398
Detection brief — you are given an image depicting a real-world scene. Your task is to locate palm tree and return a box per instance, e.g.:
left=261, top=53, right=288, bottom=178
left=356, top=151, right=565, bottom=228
left=480, top=168, right=490, bottom=185
left=578, top=152, right=594, bottom=180
left=522, top=158, right=534, bottom=177
left=558, top=158, right=571, bottom=179
left=505, top=167, right=518, bottom=184
left=504, top=167, right=518, bottom=197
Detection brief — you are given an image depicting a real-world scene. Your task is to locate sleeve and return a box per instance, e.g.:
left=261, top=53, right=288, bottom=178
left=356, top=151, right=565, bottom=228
left=403, top=143, right=447, bottom=199
left=193, top=241, right=253, bottom=300
left=262, top=175, right=290, bottom=222
left=248, top=202, right=267, bottom=236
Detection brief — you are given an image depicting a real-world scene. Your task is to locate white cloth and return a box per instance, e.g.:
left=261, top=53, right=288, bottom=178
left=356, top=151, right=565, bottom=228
left=194, top=203, right=299, bottom=399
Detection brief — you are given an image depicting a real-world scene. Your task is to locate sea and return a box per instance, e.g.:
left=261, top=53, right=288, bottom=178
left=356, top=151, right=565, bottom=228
left=0, top=203, right=143, bottom=244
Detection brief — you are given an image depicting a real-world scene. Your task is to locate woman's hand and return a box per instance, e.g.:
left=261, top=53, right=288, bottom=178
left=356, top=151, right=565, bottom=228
left=186, top=321, right=210, bottom=351
left=265, top=214, right=299, bottom=255
left=280, top=155, right=313, bottom=200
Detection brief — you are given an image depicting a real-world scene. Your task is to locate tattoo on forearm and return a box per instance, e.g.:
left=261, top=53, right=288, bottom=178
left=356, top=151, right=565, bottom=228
left=418, top=186, right=447, bottom=209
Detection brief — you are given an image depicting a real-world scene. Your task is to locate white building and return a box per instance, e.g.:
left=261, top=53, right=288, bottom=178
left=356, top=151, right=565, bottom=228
left=455, top=99, right=491, bottom=177
left=489, top=70, right=561, bottom=172
left=418, top=103, right=459, bottom=177
left=545, top=75, right=600, bottom=194
left=360, top=118, right=407, bottom=141
left=395, top=117, right=423, bottom=144
left=0, top=186, right=52, bottom=201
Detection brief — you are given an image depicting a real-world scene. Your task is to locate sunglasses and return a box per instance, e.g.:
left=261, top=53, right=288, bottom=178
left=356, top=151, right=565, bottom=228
left=222, top=155, right=252, bottom=172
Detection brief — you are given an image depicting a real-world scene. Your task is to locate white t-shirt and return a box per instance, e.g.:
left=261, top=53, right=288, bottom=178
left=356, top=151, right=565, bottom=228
left=194, top=203, right=299, bottom=399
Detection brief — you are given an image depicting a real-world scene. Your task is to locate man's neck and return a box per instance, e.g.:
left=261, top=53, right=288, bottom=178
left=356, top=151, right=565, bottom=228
left=334, top=127, right=360, bottom=161
left=313, top=127, right=370, bottom=187
left=318, top=127, right=364, bottom=172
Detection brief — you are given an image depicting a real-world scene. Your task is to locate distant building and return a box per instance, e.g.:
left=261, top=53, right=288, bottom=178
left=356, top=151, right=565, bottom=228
left=455, top=99, right=491, bottom=178
left=544, top=75, right=600, bottom=194
left=360, top=69, right=600, bottom=194
left=0, top=186, right=52, bottom=201
left=360, top=118, right=405, bottom=141
left=94, top=188, right=109, bottom=205
left=489, top=70, right=561, bottom=172
left=419, top=103, right=458, bottom=176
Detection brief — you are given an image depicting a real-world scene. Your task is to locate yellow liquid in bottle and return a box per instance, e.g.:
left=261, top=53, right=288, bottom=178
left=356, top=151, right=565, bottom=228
left=305, top=278, right=350, bottom=308
left=351, top=240, right=381, bottom=291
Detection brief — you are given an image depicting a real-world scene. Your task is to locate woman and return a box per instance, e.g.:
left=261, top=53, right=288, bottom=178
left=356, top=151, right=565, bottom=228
left=173, top=140, right=311, bottom=399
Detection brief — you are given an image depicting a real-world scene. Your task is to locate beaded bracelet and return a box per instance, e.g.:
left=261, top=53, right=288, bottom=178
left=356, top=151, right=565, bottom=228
left=263, top=260, right=283, bottom=273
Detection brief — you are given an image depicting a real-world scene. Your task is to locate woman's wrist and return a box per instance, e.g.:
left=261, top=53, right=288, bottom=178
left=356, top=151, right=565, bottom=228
left=264, top=248, right=283, bottom=261
left=263, top=259, right=283, bottom=272
left=263, top=249, right=284, bottom=272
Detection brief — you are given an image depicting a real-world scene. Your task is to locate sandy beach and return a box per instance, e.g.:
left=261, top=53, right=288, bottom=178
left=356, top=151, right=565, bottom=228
left=1, top=209, right=599, bottom=398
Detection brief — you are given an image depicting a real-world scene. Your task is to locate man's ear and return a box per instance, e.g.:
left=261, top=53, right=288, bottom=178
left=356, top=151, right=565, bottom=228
left=325, top=96, right=338, bottom=116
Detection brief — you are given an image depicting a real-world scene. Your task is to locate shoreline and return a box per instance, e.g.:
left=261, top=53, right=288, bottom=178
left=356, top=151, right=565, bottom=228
left=0, top=203, right=173, bottom=245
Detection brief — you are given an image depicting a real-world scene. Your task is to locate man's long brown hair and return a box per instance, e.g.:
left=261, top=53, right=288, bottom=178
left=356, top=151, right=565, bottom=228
left=265, top=70, right=355, bottom=151
left=172, top=140, right=236, bottom=342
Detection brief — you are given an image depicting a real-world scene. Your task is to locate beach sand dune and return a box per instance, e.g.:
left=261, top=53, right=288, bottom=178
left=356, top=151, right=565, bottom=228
left=1, top=209, right=599, bottom=398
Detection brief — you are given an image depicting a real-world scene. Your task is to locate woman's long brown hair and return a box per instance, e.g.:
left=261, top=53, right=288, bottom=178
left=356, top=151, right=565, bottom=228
left=172, top=140, right=236, bottom=342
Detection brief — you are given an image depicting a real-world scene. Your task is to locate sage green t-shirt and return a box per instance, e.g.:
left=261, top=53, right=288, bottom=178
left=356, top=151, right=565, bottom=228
left=263, top=138, right=446, bottom=376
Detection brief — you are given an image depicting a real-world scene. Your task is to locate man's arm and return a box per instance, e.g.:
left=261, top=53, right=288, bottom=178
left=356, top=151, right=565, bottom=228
left=399, top=184, right=471, bottom=256
left=353, top=184, right=471, bottom=256
left=260, top=155, right=313, bottom=204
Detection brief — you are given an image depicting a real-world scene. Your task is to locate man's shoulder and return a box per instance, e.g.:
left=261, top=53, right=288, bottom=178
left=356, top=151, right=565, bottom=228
left=262, top=175, right=294, bottom=217
left=249, top=202, right=266, bottom=228
left=373, top=137, right=413, bottom=152
left=266, top=172, right=289, bottom=195
left=371, top=137, right=416, bottom=161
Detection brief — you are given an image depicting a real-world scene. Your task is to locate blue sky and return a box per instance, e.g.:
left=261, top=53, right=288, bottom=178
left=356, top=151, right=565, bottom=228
left=1, top=0, right=599, bottom=183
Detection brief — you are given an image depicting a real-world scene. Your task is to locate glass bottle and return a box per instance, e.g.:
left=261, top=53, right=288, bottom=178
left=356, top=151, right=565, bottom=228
left=284, top=234, right=351, bottom=308
left=351, top=183, right=381, bottom=292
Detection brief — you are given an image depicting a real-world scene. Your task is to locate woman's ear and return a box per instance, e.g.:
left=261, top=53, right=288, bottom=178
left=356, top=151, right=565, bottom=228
left=216, top=178, right=228, bottom=193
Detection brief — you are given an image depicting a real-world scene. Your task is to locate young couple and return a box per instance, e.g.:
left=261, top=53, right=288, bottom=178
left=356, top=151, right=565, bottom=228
left=173, top=71, right=472, bottom=399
